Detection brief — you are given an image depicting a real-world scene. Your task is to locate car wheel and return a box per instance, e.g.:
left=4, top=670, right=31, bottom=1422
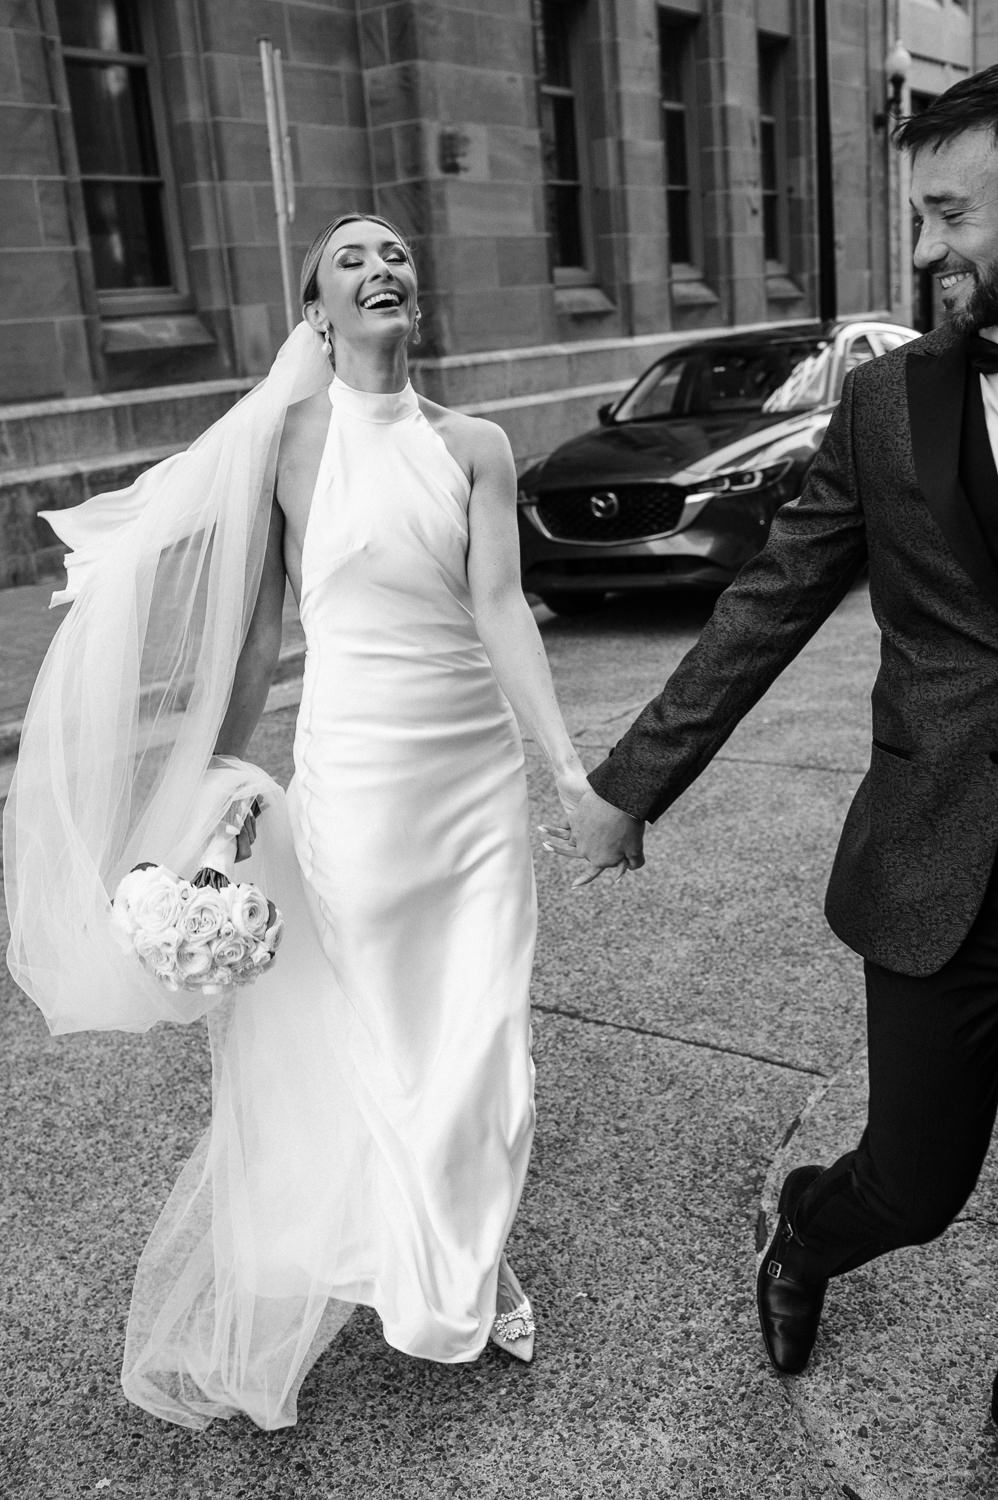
left=535, top=590, right=608, bottom=616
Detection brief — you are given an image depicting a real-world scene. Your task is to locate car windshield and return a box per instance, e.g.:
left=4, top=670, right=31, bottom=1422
left=614, top=337, right=831, bottom=422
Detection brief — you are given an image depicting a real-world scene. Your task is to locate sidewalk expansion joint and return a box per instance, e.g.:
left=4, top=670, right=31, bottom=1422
left=530, top=1000, right=828, bottom=1076
left=564, top=717, right=865, bottom=779
left=714, top=750, right=865, bottom=776
left=951, top=1209, right=998, bottom=1230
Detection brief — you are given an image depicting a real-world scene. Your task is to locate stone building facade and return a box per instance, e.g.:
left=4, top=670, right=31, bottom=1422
left=0, top=0, right=994, bottom=583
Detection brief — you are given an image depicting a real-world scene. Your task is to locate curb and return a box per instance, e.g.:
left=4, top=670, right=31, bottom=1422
left=0, top=644, right=307, bottom=766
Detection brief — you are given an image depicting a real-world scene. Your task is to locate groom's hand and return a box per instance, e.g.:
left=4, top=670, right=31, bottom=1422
left=541, top=786, right=645, bottom=887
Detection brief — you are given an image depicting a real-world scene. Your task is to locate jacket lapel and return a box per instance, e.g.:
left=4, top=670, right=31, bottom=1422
left=906, top=329, right=998, bottom=610
left=906, top=328, right=998, bottom=609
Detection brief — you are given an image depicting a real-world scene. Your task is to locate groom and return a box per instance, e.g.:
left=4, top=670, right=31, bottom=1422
left=551, top=66, right=998, bottom=1398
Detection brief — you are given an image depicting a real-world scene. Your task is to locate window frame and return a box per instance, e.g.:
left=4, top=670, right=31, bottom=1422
left=56, top=0, right=192, bottom=318
left=658, top=9, right=704, bottom=279
left=758, top=32, right=790, bottom=272
left=535, top=0, right=595, bottom=287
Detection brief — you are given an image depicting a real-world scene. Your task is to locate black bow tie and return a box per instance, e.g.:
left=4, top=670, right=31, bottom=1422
left=966, top=334, right=998, bottom=375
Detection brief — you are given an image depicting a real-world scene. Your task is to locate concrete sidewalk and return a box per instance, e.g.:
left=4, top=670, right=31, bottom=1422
left=3, top=579, right=998, bottom=1497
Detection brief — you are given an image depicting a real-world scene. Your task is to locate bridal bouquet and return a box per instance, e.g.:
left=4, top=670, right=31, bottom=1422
left=110, top=798, right=284, bottom=995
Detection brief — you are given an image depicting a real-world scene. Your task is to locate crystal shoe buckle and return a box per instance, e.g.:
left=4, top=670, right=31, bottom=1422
left=492, top=1299, right=535, bottom=1342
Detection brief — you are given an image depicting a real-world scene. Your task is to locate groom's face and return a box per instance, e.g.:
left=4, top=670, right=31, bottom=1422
left=911, top=126, right=998, bottom=331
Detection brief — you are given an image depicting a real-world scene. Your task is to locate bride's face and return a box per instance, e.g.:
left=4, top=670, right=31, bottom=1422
left=310, top=220, right=417, bottom=350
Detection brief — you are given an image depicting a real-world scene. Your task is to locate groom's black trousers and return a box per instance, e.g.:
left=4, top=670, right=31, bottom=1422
left=793, top=858, right=998, bottom=1280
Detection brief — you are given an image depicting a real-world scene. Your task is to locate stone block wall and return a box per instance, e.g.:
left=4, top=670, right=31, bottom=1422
left=0, top=0, right=375, bottom=406
left=0, top=0, right=95, bottom=402
left=0, top=0, right=990, bottom=586
left=357, top=0, right=554, bottom=357
left=146, top=0, right=374, bottom=377
left=0, top=375, right=254, bottom=583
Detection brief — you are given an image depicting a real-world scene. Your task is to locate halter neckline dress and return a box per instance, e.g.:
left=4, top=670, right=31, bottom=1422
left=122, top=374, right=537, bottom=1430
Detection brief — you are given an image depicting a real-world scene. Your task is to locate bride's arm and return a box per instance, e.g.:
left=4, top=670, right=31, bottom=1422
left=214, top=500, right=287, bottom=759
left=465, top=420, right=587, bottom=811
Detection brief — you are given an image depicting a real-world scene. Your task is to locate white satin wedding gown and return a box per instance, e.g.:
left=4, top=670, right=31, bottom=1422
left=121, top=377, right=537, bottom=1429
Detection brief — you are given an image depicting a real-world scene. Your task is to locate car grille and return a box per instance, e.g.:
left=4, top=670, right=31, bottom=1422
left=533, top=484, right=686, bottom=543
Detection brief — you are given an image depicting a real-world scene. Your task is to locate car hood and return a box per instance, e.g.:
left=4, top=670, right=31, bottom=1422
left=519, top=410, right=817, bottom=491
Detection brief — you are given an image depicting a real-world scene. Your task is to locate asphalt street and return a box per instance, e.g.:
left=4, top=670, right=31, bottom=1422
left=3, top=580, right=998, bottom=1499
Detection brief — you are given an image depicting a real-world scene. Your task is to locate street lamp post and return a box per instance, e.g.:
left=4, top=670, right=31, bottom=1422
left=874, top=39, right=913, bottom=326
left=814, top=0, right=836, bottom=322
left=873, top=40, right=913, bottom=132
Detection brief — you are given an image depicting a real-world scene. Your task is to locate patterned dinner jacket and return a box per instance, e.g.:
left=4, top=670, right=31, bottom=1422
left=587, top=323, right=998, bottom=978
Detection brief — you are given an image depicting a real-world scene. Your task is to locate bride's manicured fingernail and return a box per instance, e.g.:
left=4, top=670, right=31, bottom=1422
left=541, top=841, right=553, bottom=852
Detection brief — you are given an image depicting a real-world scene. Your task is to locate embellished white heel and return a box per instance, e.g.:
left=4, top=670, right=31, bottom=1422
left=490, top=1254, right=535, bottom=1363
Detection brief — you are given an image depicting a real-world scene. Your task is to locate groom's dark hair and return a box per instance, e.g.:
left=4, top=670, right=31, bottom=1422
left=895, top=62, right=998, bottom=155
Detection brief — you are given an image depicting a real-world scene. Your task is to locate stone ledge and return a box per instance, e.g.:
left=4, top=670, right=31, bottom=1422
left=0, top=376, right=256, bottom=424
left=0, top=377, right=255, bottom=473
left=411, top=317, right=819, bottom=406
left=0, top=445, right=184, bottom=588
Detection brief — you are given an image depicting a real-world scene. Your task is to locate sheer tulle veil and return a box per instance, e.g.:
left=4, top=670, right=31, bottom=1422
left=3, top=320, right=332, bottom=1033
left=2, top=227, right=456, bottom=1432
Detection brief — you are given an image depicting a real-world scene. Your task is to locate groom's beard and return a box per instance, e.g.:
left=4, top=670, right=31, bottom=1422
left=946, top=261, right=998, bottom=332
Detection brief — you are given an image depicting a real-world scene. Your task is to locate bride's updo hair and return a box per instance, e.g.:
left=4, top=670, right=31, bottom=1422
left=299, top=212, right=416, bottom=310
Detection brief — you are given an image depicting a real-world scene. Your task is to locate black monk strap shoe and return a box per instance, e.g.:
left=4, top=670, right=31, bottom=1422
left=757, top=1164, right=828, bottom=1375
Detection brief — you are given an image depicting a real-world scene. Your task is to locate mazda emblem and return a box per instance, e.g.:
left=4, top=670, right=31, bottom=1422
left=590, top=491, right=620, bottom=520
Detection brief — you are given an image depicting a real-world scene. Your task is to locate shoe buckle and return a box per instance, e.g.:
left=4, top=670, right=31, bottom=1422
left=767, top=1259, right=783, bottom=1278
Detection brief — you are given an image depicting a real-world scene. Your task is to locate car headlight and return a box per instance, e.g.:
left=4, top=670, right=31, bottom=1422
left=684, top=456, right=794, bottom=502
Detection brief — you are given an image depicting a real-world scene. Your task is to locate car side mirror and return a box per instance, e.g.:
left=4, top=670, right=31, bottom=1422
left=597, top=402, right=614, bottom=425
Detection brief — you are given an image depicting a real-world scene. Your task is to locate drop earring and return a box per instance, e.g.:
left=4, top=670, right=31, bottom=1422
left=322, top=326, right=333, bottom=358
left=411, top=309, right=422, bottom=346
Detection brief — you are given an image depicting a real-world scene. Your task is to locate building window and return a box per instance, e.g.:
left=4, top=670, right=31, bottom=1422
left=536, top=0, right=590, bottom=280
left=659, top=12, right=701, bottom=269
left=758, top=35, right=789, bottom=266
left=55, top=0, right=180, bottom=303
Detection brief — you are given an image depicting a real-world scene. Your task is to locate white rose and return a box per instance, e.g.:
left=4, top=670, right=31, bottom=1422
left=175, top=942, right=214, bottom=983
left=177, top=889, right=226, bottom=943
left=228, top=884, right=271, bottom=940
left=112, top=862, right=157, bottom=910
left=213, top=935, right=250, bottom=971
left=111, top=863, right=162, bottom=940
left=134, top=929, right=180, bottom=979
left=128, top=867, right=189, bottom=939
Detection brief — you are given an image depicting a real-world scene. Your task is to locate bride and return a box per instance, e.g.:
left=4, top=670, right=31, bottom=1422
left=4, top=213, right=590, bottom=1430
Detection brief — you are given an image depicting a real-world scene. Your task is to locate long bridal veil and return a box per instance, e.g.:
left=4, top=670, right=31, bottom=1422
left=4, top=321, right=365, bottom=1430
left=4, top=320, right=330, bottom=1034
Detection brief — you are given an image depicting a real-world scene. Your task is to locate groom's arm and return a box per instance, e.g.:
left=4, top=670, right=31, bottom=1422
left=585, top=370, right=868, bottom=831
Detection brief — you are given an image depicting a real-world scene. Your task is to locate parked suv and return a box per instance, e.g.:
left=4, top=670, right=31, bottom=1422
left=517, top=319, right=919, bottom=614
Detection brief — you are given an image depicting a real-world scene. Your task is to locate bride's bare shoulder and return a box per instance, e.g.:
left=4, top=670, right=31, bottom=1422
left=416, top=396, right=511, bottom=483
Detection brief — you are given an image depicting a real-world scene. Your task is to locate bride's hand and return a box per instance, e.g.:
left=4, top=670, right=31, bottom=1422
left=217, top=794, right=263, bottom=863
left=230, top=795, right=264, bottom=863
left=555, top=763, right=589, bottom=818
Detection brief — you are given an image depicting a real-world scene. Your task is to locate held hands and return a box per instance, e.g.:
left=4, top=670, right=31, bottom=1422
left=555, top=762, right=591, bottom=818
left=541, top=784, right=646, bottom=888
